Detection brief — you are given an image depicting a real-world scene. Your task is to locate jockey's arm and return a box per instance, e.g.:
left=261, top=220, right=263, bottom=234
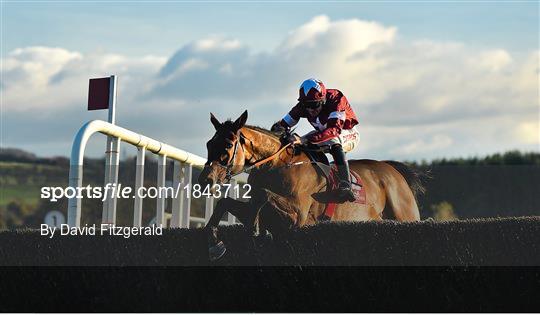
left=272, top=104, right=302, bottom=131
left=307, top=118, right=344, bottom=144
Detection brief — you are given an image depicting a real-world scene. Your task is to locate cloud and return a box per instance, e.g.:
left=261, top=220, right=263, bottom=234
left=279, top=15, right=396, bottom=55
left=2, top=47, right=166, bottom=112
left=150, top=15, right=397, bottom=104
left=391, top=134, right=454, bottom=156
left=3, top=46, right=82, bottom=87
left=1, top=15, right=538, bottom=160
left=146, top=15, right=536, bottom=128
left=476, top=49, right=513, bottom=72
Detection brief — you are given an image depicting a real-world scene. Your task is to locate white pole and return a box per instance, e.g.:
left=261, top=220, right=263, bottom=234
left=107, top=138, right=120, bottom=224
left=67, top=164, right=83, bottom=227
left=102, top=163, right=111, bottom=221
left=170, top=161, right=182, bottom=228
left=133, top=146, right=145, bottom=227
left=156, top=154, right=167, bottom=227
left=102, top=75, right=118, bottom=224
left=180, top=163, right=192, bottom=228
left=107, top=75, right=117, bottom=125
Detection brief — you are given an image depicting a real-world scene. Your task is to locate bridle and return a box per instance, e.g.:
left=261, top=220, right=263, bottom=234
left=206, top=131, right=294, bottom=182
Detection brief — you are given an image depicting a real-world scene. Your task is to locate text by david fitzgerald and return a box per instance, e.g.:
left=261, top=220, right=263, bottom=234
left=41, top=224, right=163, bottom=239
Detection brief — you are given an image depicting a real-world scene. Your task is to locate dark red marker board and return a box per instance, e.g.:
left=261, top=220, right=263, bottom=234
left=88, top=77, right=111, bottom=110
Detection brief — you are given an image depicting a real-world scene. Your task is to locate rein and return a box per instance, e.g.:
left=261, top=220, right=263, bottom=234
left=243, top=142, right=293, bottom=172
left=211, top=131, right=294, bottom=181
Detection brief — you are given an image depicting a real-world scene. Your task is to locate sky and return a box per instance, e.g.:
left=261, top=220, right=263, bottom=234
left=1, top=1, right=539, bottom=162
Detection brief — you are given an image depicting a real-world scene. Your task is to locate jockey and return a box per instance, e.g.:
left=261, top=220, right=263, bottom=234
left=272, top=78, right=360, bottom=203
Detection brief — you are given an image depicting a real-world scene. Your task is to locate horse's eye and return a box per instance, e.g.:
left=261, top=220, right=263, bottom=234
left=226, top=143, right=233, bottom=149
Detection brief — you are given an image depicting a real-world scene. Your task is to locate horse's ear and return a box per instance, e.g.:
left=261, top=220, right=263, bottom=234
left=233, top=110, right=248, bottom=131
left=210, top=113, right=221, bottom=130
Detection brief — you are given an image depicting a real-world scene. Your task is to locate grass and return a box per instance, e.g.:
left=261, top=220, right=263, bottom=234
left=0, top=161, right=63, bottom=171
left=0, top=185, right=43, bottom=207
left=0, top=161, right=68, bottom=207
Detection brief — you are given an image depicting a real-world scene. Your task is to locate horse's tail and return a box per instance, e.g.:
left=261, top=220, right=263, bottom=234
left=383, top=160, right=429, bottom=200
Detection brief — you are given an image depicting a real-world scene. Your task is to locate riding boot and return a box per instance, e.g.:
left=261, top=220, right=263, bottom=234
left=330, top=144, right=356, bottom=203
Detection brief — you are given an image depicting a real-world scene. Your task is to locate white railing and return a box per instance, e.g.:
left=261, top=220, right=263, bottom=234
left=66, top=119, right=247, bottom=228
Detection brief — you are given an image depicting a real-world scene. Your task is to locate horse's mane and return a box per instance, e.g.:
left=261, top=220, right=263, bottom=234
left=221, top=119, right=284, bottom=139
left=245, top=124, right=284, bottom=139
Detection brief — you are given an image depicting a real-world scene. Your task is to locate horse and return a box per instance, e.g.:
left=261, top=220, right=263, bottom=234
left=199, top=110, right=424, bottom=260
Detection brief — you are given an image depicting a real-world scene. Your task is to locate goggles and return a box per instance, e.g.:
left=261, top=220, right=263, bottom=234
left=302, top=100, right=325, bottom=109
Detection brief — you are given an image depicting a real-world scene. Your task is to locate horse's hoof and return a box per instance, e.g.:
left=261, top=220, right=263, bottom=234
left=261, top=230, right=273, bottom=242
left=208, top=241, right=227, bottom=261
left=254, top=230, right=273, bottom=248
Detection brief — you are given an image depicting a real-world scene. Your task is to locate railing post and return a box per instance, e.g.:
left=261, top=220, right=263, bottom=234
left=156, top=154, right=167, bottom=227
left=180, top=164, right=192, bottom=228
left=102, top=157, right=110, bottom=222
left=170, top=161, right=182, bottom=228
left=133, top=146, right=146, bottom=227
left=67, top=165, right=82, bottom=227
left=103, top=137, right=121, bottom=224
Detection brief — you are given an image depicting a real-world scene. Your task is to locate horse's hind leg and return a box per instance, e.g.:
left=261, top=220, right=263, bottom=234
left=385, top=179, right=420, bottom=222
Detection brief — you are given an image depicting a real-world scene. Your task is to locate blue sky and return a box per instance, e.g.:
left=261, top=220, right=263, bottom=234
left=4, top=2, right=538, bottom=55
left=1, top=1, right=539, bottom=161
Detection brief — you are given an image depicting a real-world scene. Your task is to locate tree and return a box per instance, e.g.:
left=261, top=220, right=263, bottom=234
left=430, top=201, right=458, bottom=221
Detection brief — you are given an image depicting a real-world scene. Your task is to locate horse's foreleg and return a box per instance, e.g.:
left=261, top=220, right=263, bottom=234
left=204, top=197, right=251, bottom=261
left=205, top=197, right=251, bottom=228
left=205, top=197, right=269, bottom=261
left=204, top=190, right=301, bottom=260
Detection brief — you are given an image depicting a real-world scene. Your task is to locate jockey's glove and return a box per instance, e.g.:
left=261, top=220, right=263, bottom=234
left=271, top=122, right=288, bottom=133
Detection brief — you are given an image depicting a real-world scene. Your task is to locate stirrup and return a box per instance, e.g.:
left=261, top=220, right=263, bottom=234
left=336, top=182, right=356, bottom=202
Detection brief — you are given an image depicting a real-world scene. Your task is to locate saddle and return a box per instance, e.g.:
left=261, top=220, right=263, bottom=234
left=300, top=144, right=366, bottom=221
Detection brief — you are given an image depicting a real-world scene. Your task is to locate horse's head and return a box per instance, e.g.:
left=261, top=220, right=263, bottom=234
left=198, top=110, right=249, bottom=187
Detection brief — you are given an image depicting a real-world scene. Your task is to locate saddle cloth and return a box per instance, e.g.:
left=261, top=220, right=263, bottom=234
left=302, top=149, right=366, bottom=220
left=321, top=164, right=366, bottom=219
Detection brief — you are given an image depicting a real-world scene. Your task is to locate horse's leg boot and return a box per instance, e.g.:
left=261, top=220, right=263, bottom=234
left=208, top=241, right=227, bottom=261
left=206, top=226, right=227, bottom=261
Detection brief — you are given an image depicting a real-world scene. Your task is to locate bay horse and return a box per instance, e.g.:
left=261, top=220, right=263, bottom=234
left=199, top=110, right=423, bottom=260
